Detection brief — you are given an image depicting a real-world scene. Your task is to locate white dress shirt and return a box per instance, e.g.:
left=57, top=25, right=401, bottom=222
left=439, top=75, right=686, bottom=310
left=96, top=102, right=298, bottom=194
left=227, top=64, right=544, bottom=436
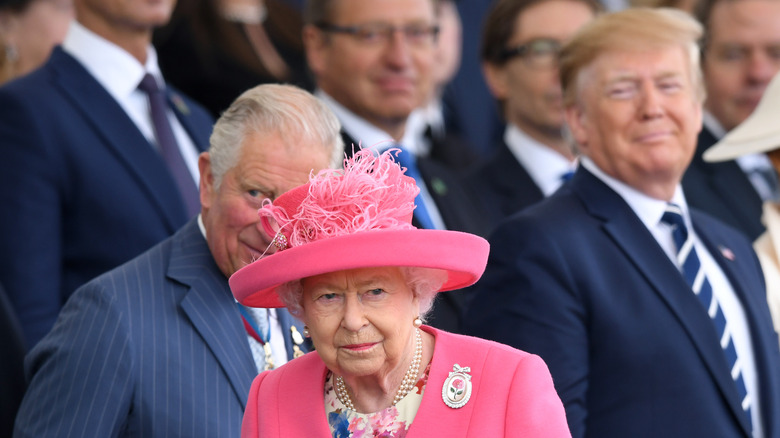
left=62, top=21, right=200, bottom=183
left=504, top=124, right=577, bottom=197
left=582, top=158, right=763, bottom=438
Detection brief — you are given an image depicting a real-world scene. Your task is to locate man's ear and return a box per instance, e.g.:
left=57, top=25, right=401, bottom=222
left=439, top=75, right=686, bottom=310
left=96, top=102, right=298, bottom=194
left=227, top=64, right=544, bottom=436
left=564, top=103, right=589, bottom=153
left=303, top=25, right=328, bottom=78
left=198, top=152, right=214, bottom=209
left=482, top=62, right=509, bottom=101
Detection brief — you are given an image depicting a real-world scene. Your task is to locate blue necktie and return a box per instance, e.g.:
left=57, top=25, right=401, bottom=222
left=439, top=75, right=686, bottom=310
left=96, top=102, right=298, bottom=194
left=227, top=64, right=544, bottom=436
left=661, top=203, right=753, bottom=432
left=393, top=147, right=436, bottom=230
left=138, top=74, right=200, bottom=217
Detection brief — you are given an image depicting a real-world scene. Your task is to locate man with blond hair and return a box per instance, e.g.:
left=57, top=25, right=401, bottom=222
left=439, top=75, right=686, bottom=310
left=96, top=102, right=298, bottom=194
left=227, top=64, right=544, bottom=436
left=465, top=8, right=780, bottom=438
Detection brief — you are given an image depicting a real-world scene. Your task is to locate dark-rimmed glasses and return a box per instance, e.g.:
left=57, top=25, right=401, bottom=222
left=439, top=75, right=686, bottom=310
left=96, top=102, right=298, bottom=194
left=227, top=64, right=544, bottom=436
left=315, top=22, right=440, bottom=47
left=500, top=38, right=562, bottom=69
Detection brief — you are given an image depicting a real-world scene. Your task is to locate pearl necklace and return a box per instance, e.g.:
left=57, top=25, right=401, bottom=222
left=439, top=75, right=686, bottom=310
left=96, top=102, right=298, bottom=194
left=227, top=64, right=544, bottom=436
left=335, top=328, right=423, bottom=412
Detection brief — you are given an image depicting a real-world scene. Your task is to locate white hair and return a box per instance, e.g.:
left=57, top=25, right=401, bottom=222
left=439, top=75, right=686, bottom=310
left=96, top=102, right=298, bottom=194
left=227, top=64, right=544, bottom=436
left=208, top=84, right=344, bottom=189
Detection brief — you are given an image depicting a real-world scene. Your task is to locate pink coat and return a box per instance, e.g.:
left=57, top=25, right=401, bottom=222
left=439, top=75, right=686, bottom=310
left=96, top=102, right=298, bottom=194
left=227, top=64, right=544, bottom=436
left=242, top=326, right=571, bottom=437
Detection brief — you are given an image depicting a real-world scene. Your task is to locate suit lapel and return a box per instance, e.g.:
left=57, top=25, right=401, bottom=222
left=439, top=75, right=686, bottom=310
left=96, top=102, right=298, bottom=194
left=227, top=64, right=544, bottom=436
left=169, top=221, right=257, bottom=408
left=488, top=141, right=544, bottom=214
left=573, top=169, right=751, bottom=432
left=695, top=128, right=764, bottom=233
left=167, top=88, right=210, bottom=154
left=50, top=48, right=187, bottom=230
left=409, top=327, right=473, bottom=435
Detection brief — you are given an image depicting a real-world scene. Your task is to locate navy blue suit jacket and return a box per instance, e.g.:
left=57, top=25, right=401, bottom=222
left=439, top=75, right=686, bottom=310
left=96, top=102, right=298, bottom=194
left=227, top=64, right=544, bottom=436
left=0, top=47, right=214, bottom=348
left=0, top=283, right=26, bottom=438
left=14, top=219, right=306, bottom=437
left=682, top=126, right=765, bottom=241
left=463, top=140, right=545, bottom=236
left=464, top=167, right=780, bottom=438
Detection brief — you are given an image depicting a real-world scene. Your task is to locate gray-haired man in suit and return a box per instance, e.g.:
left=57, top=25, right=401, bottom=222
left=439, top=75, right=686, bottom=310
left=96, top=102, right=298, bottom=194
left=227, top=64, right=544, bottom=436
left=14, top=84, right=344, bottom=437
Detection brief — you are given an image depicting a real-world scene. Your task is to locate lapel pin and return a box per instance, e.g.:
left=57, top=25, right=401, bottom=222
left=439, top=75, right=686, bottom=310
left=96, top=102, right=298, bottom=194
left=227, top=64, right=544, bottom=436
left=431, top=177, right=448, bottom=196
left=442, top=364, right=472, bottom=408
left=719, top=245, right=736, bottom=261
left=171, top=94, right=190, bottom=116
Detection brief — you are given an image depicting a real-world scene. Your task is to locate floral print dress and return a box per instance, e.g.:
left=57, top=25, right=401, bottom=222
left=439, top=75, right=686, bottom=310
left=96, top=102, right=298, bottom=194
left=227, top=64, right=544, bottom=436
left=324, top=364, right=432, bottom=438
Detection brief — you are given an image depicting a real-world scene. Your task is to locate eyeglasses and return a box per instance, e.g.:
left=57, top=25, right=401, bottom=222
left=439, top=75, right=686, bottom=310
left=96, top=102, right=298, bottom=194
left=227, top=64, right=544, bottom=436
left=315, top=22, right=440, bottom=47
left=499, top=38, right=562, bottom=69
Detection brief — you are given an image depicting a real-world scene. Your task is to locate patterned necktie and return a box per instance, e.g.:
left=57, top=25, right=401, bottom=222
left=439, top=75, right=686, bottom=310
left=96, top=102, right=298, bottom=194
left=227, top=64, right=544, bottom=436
left=393, top=147, right=436, bottom=230
left=137, top=73, right=200, bottom=217
left=661, top=203, right=753, bottom=432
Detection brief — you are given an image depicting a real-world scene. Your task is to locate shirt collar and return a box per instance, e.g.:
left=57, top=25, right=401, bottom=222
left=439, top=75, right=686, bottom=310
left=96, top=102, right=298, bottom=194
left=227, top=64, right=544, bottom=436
left=504, top=124, right=577, bottom=196
left=315, top=90, right=420, bottom=154
left=62, top=21, right=164, bottom=103
left=580, top=157, right=690, bottom=230
left=702, top=110, right=726, bottom=139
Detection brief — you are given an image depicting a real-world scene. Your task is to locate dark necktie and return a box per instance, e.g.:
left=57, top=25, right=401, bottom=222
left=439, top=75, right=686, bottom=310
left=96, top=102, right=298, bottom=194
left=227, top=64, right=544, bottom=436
left=137, top=73, right=200, bottom=217
left=661, top=203, right=753, bottom=432
left=393, top=147, right=436, bottom=229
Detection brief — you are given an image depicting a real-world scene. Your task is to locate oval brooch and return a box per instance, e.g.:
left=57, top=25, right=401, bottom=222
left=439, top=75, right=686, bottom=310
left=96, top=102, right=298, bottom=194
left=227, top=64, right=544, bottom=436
left=442, top=364, right=472, bottom=408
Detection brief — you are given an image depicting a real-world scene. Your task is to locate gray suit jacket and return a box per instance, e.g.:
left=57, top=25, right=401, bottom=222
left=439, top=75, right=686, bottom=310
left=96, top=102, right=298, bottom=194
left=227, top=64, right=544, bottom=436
left=14, top=219, right=305, bottom=437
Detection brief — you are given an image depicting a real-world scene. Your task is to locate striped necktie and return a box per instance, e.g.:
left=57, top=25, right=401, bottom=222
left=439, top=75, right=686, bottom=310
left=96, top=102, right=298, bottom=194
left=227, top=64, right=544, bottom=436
left=661, top=203, right=753, bottom=432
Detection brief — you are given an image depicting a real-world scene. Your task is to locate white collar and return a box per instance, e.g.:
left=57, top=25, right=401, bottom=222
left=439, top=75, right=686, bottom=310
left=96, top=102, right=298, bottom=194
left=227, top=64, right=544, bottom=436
left=580, top=157, right=691, bottom=230
left=504, top=124, right=577, bottom=196
left=702, top=110, right=726, bottom=139
left=62, top=20, right=164, bottom=103
left=315, top=90, right=420, bottom=154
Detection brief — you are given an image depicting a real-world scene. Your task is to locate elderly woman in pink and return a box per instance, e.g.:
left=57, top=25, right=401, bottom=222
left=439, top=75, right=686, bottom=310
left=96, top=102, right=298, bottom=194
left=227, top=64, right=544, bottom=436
left=230, top=149, right=570, bottom=437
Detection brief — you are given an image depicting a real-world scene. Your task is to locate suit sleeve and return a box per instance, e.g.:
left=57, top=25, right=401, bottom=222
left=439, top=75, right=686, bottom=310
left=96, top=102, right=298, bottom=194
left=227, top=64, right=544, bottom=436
left=463, top=217, right=590, bottom=438
left=506, top=354, right=572, bottom=437
left=0, top=89, right=65, bottom=349
left=13, top=280, right=135, bottom=437
left=241, top=372, right=270, bottom=438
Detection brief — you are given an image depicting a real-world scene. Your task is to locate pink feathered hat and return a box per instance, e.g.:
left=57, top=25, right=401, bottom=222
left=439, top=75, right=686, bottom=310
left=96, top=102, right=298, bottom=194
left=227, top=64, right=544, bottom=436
left=229, top=148, right=489, bottom=308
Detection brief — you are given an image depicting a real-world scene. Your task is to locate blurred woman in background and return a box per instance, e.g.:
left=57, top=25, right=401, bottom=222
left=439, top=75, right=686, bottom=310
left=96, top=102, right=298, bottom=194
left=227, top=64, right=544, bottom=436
left=154, top=0, right=311, bottom=118
left=0, top=0, right=72, bottom=84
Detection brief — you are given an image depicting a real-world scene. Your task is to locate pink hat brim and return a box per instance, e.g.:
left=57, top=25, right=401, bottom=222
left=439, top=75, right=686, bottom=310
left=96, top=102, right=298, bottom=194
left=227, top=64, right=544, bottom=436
left=229, top=229, right=489, bottom=308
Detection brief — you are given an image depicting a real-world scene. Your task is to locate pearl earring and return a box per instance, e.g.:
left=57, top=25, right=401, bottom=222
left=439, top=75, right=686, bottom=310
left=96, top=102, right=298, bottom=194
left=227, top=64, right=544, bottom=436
left=413, top=317, right=422, bottom=328
left=303, top=326, right=310, bottom=337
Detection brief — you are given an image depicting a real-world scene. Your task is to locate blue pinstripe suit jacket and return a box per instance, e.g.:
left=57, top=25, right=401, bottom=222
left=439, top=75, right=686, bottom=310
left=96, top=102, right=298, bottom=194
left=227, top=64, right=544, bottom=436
left=14, top=219, right=303, bottom=437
